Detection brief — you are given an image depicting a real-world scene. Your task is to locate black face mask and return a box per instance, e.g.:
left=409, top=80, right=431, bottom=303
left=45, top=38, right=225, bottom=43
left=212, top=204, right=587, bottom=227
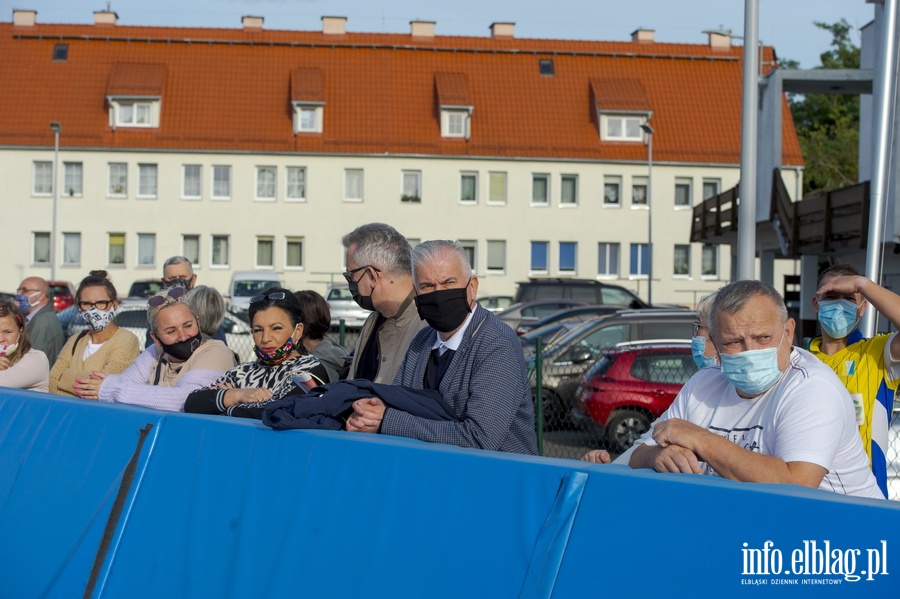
left=159, top=331, right=202, bottom=362
left=348, top=273, right=375, bottom=312
left=414, top=281, right=472, bottom=333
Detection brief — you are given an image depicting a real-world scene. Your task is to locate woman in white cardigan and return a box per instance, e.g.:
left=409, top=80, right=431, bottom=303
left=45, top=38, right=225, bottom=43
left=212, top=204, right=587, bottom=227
left=0, top=298, right=49, bottom=392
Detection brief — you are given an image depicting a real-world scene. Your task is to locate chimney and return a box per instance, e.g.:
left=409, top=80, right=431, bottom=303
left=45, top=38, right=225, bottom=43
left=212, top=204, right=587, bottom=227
left=322, top=16, right=347, bottom=35
left=93, top=10, right=118, bottom=26
left=13, top=9, right=37, bottom=26
left=490, top=22, right=515, bottom=38
left=242, top=15, right=264, bottom=30
left=703, top=28, right=732, bottom=49
left=410, top=20, right=435, bottom=39
left=631, top=28, right=655, bottom=43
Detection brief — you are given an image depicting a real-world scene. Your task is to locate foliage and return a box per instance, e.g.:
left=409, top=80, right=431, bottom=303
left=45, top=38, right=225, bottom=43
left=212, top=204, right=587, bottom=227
left=788, top=20, right=861, bottom=196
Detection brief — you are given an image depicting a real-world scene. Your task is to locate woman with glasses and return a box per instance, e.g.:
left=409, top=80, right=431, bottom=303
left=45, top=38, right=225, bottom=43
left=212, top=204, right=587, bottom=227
left=184, top=287, right=328, bottom=419
left=73, top=285, right=237, bottom=410
left=49, top=270, right=141, bottom=397
left=0, top=298, right=49, bottom=391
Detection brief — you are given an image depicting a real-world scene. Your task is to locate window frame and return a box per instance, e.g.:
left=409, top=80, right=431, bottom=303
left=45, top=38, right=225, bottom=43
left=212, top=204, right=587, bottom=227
left=603, top=175, right=622, bottom=207
left=344, top=169, right=364, bottom=202
left=629, top=243, right=649, bottom=279
left=110, top=98, right=159, bottom=129
left=32, top=232, right=51, bottom=265
left=459, top=240, right=477, bottom=273
left=256, top=236, right=275, bottom=269
left=182, top=234, right=201, bottom=267
left=182, top=164, right=202, bottom=200
left=212, top=165, right=232, bottom=201
left=136, top=233, right=156, bottom=268
left=63, top=162, right=83, bottom=197
left=255, top=166, right=277, bottom=202
left=702, top=178, right=721, bottom=201
left=107, top=232, right=126, bottom=266
left=108, top=163, right=128, bottom=198
left=673, top=244, right=691, bottom=278
left=286, top=166, right=307, bottom=202
left=285, top=237, right=305, bottom=270
left=440, top=109, right=470, bottom=139
left=558, top=241, right=577, bottom=274
left=674, top=177, right=693, bottom=208
left=293, top=103, right=324, bottom=134
left=32, top=161, right=53, bottom=196
left=701, top=244, right=719, bottom=279
left=486, top=240, right=507, bottom=274
left=137, top=163, right=158, bottom=199
left=210, top=235, right=230, bottom=269
left=597, top=242, right=620, bottom=278
left=531, top=173, right=550, bottom=207
left=459, top=172, right=478, bottom=204
left=631, top=175, right=648, bottom=208
left=401, top=170, right=422, bottom=203
left=488, top=171, right=507, bottom=205
left=530, top=241, right=549, bottom=274
left=62, top=232, right=81, bottom=266
left=560, top=174, right=578, bottom=207
left=601, top=115, right=644, bottom=141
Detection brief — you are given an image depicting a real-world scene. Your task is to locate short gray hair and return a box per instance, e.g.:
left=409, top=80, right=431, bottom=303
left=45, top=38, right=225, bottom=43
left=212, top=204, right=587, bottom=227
left=411, top=240, right=472, bottom=280
left=709, top=280, right=787, bottom=337
left=163, top=255, right=194, bottom=276
left=696, top=291, right=718, bottom=325
left=341, top=223, right=412, bottom=276
left=185, top=285, right=225, bottom=336
left=147, top=289, right=198, bottom=334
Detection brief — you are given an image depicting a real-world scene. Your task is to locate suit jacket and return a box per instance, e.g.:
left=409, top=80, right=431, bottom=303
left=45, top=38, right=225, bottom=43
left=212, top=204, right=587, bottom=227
left=25, top=303, right=65, bottom=367
left=383, top=305, right=538, bottom=455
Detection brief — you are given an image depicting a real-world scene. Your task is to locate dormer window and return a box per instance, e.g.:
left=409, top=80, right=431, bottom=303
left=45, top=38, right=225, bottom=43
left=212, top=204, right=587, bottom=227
left=602, top=115, right=644, bottom=141
left=290, top=67, right=325, bottom=135
left=590, top=77, right=651, bottom=143
left=293, top=103, right=324, bottom=134
left=116, top=101, right=154, bottom=127
left=106, top=64, right=165, bottom=130
left=442, top=109, right=470, bottom=138
left=435, top=73, right=473, bottom=140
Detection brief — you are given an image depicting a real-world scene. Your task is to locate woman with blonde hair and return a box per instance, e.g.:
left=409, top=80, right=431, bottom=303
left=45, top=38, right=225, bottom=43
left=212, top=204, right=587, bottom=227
left=0, top=298, right=49, bottom=392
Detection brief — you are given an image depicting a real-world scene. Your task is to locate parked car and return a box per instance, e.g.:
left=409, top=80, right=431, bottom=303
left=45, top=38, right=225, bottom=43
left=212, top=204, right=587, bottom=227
left=496, top=299, right=588, bottom=331
left=48, top=280, right=76, bottom=311
left=513, top=278, right=649, bottom=309
left=527, top=309, right=695, bottom=427
left=520, top=317, right=593, bottom=358
left=573, top=341, right=697, bottom=452
left=128, top=278, right=165, bottom=298
left=227, top=271, right=283, bottom=314
left=515, top=305, right=623, bottom=336
left=477, top=295, right=514, bottom=313
left=326, top=285, right=372, bottom=329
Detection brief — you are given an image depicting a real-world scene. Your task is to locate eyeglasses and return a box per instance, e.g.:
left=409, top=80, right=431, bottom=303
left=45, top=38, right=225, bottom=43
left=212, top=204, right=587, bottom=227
left=78, top=300, right=113, bottom=311
left=250, top=291, right=287, bottom=304
left=148, top=286, right=186, bottom=307
left=692, top=321, right=708, bottom=336
left=16, top=288, right=40, bottom=295
left=342, top=265, right=380, bottom=283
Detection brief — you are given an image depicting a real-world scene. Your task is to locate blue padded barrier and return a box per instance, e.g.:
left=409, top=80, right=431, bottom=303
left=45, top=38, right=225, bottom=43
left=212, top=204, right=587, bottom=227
left=1, top=391, right=899, bottom=598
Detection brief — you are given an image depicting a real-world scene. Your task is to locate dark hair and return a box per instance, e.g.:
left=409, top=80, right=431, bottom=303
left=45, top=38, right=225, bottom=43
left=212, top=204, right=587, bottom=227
left=295, top=290, right=331, bottom=341
left=76, top=269, right=118, bottom=303
left=0, top=298, right=31, bottom=366
left=817, top=263, right=860, bottom=289
left=249, top=286, right=305, bottom=327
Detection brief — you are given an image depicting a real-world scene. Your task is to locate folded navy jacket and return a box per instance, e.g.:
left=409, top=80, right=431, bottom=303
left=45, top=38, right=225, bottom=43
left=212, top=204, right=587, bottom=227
left=261, top=379, right=460, bottom=431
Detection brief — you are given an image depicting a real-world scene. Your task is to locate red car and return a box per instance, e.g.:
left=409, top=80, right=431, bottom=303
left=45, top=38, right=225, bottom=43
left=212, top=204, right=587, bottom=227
left=48, top=280, right=76, bottom=311
left=574, top=341, right=697, bottom=453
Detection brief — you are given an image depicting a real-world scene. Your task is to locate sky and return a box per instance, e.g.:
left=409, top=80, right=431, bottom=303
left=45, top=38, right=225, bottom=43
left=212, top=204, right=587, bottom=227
left=3, top=0, right=875, bottom=69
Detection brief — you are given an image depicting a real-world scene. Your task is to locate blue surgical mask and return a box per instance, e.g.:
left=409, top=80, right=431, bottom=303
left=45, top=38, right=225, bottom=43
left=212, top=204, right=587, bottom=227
left=817, top=299, right=860, bottom=340
left=691, top=336, right=717, bottom=369
left=14, top=292, right=39, bottom=314
left=719, top=332, right=786, bottom=396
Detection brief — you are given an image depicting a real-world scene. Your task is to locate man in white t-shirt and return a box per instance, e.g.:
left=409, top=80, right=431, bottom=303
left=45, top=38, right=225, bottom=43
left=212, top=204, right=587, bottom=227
left=629, top=279, right=882, bottom=499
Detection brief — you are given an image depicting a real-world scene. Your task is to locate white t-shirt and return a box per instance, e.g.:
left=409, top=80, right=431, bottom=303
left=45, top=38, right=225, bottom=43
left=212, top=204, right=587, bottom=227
left=646, top=347, right=882, bottom=499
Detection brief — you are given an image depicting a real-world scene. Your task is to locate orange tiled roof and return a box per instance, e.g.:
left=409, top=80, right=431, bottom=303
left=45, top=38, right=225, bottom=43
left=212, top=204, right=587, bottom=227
left=0, top=21, right=803, bottom=166
left=290, top=67, right=325, bottom=103
left=107, top=63, right=166, bottom=97
left=435, top=73, right=472, bottom=107
left=591, top=78, right=651, bottom=112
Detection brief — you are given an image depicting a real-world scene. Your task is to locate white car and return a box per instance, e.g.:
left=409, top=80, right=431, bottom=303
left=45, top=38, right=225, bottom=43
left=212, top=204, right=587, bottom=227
left=326, top=285, right=372, bottom=329
left=227, top=271, right=283, bottom=313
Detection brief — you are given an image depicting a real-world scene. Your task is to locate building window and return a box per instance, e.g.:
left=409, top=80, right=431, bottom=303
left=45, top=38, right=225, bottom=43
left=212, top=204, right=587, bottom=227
left=108, top=233, right=125, bottom=265
left=630, top=243, right=649, bottom=277
left=137, top=233, right=156, bottom=267
left=138, top=164, right=158, bottom=198
left=182, top=165, right=201, bottom=199
left=702, top=178, right=721, bottom=200
left=632, top=176, right=648, bottom=207
left=33, top=161, right=52, bottom=196
left=401, top=171, right=422, bottom=203
left=287, top=167, right=306, bottom=201
left=673, top=245, right=691, bottom=276
left=62, top=232, right=81, bottom=266
left=293, top=104, right=323, bottom=134
left=286, top=237, right=304, bottom=269
left=212, top=166, right=232, bottom=200
left=441, top=109, right=469, bottom=138
left=532, top=174, right=550, bottom=206
left=539, top=59, right=555, bottom=76
left=531, top=241, right=548, bottom=273
left=674, top=178, right=692, bottom=207
left=460, top=240, right=477, bottom=272
left=108, top=163, right=127, bottom=197
left=460, top=172, right=478, bottom=204
left=256, top=237, right=274, bottom=269
left=487, top=240, right=506, bottom=273
left=63, top=162, right=83, bottom=197
left=345, top=169, right=364, bottom=202
left=488, top=172, right=507, bottom=205
left=559, top=242, right=577, bottom=274
left=33, top=232, right=50, bottom=264
left=256, top=166, right=276, bottom=201
left=604, top=176, right=621, bottom=206
left=114, top=101, right=154, bottom=127
left=602, top=115, right=643, bottom=141
left=53, top=44, right=68, bottom=62
left=598, top=242, right=619, bottom=277
left=702, top=244, right=719, bottom=278
left=182, top=235, right=200, bottom=266
left=561, top=175, right=578, bottom=206
left=211, top=235, right=230, bottom=268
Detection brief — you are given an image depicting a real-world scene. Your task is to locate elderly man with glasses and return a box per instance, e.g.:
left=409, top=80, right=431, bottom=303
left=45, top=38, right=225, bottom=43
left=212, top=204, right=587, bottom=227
left=15, top=276, right=65, bottom=366
left=341, top=223, right=426, bottom=384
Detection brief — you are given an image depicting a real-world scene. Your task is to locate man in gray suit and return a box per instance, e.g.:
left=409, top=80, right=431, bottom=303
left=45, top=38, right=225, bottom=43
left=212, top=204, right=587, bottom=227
left=16, top=276, right=64, bottom=365
left=345, top=240, right=537, bottom=455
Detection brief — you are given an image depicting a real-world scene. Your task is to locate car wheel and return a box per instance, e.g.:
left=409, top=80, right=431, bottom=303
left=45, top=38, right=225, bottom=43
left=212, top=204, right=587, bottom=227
left=606, top=410, right=650, bottom=453
left=532, top=388, right=567, bottom=430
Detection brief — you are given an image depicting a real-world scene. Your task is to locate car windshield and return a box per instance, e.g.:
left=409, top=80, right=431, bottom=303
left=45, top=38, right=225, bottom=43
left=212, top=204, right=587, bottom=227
left=328, top=287, right=354, bottom=301
left=234, top=280, right=276, bottom=297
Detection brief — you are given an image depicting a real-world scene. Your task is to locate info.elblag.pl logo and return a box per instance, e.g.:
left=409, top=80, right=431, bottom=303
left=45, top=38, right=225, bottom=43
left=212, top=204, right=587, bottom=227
left=741, top=540, right=889, bottom=584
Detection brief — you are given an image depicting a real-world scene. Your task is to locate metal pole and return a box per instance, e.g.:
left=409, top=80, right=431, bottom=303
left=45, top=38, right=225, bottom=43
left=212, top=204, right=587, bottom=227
left=737, top=0, right=759, bottom=280
left=862, top=0, right=899, bottom=337
left=641, top=123, right=654, bottom=306
left=50, top=122, right=61, bottom=282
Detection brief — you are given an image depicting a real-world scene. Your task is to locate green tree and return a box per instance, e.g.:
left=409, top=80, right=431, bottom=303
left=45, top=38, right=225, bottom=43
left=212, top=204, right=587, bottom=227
left=788, top=20, right=860, bottom=196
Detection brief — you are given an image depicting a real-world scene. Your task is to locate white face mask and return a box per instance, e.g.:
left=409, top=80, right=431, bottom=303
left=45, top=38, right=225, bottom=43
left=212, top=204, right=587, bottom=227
left=80, top=306, right=117, bottom=332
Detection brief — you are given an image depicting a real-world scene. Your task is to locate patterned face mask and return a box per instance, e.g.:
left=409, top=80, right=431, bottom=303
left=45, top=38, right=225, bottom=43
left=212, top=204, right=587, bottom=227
left=80, top=306, right=117, bottom=332
left=254, top=334, right=298, bottom=367
left=0, top=343, right=19, bottom=358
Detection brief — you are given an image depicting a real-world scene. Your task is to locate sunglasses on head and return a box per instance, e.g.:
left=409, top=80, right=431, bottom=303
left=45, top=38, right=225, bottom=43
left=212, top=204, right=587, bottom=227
left=148, top=286, right=187, bottom=307
left=250, top=291, right=287, bottom=304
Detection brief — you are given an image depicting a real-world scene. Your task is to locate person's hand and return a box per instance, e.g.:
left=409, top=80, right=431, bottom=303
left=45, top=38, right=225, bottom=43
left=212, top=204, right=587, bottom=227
left=346, top=397, right=385, bottom=433
left=581, top=449, right=612, bottom=464
left=217, top=382, right=273, bottom=407
left=651, top=444, right=704, bottom=474
left=74, top=371, right=107, bottom=400
left=0, top=356, right=10, bottom=371
left=652, top=418, right=706, bottom=453
left=816, top=275, right=866, bottom=297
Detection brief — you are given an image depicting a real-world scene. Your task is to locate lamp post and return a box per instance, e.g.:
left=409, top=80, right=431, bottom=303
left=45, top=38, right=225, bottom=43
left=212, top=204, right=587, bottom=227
left=49, top=122, right=61, bottom=282
left=640, top=122, right=654, bottom=306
